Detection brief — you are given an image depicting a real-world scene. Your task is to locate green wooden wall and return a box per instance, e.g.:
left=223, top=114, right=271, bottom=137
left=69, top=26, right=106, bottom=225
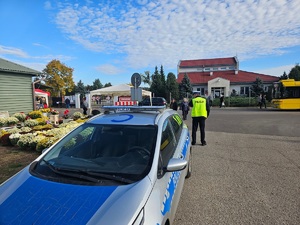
left=0, top=72, right=34, bottom=115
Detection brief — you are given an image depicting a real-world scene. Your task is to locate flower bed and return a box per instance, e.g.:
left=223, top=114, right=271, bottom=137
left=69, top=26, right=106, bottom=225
left=0, top=109, right=90, bottom=152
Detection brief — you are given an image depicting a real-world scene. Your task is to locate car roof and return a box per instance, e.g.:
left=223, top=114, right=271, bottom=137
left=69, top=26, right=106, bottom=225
left=88, top=106, right=169, bottom=126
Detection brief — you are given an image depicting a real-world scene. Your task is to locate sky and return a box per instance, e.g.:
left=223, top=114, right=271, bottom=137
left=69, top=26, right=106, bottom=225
left=0, top=0, right=299, bottom=87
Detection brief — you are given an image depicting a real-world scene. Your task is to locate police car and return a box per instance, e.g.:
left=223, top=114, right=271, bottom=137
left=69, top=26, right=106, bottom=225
left=0, top=106, right=191, bottom=225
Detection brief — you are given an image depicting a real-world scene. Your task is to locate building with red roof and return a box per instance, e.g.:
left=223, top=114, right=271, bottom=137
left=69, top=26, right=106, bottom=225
left=177, top=56, right=279, bottom=98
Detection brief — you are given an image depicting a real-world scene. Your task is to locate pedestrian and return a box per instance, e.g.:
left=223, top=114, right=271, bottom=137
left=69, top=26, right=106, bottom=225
left=181, top=98, right=189, bottom=120
left=65, top=98, right=70, bottom=108
left=205, top=90, right=212, bottom=107
left=257, top=94, right=262, bottom=109
left=189, top=92, right=210, bottom=146
left=219, top=94, right=225, bottom=108
left=170, top=98, right=178, bottom=111
left=82, top=97, right=88, bottom=115
left=261, top=94, right=267, bottom=109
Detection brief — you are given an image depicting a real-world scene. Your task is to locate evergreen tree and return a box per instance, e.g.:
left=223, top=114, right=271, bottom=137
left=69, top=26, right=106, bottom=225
left=159, top=65, right=167, bottom=99
left=166, top=72, right=179, bottom=102
left=92, top=78, right=103, bottom=90
left=75, top=80, right=86, bottom=98
left=179, top=73, right=193, bottom=99
left=288, top=64, right=300, bottom=81
left=150, top=66, right=163, bottom=97
left=104, top=82, right=112, bottom=87
left=251, top=77, right=264, bottom=96
left=280, top=71, right=288, bottom=80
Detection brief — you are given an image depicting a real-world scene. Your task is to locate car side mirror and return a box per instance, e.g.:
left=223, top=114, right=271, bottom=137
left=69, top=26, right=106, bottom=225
left=166, top=158, right=187, bottom=172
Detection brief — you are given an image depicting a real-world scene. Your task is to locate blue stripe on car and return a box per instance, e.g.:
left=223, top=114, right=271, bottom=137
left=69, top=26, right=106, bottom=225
left=161, top=135, right=189, bottom=216
left=0, top=176, right=117, bottom=224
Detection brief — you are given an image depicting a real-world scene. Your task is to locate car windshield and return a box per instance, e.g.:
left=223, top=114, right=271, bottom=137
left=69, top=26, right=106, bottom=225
left=31, top=123, right=157, bottom=185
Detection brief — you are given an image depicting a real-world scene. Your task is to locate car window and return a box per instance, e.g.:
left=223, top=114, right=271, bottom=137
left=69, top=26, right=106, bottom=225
left=169, top=114, right=183, bottom=142
left=158, top=118, right=176, bottom=178
left=32, top=124, right=157, bottom=184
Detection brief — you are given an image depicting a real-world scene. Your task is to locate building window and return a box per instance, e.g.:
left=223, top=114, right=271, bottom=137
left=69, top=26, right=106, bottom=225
left=197, top=88, right=200, bottom=92
left=245, top=87, right=249, bottom=95
left=240, top=86, right=250, bottom=95
left=240, top=87, right=244, bottom=95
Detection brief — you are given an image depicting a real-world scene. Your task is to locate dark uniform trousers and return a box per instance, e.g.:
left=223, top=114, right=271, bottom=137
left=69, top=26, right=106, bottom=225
left=192, top=116, right=206, bottom=144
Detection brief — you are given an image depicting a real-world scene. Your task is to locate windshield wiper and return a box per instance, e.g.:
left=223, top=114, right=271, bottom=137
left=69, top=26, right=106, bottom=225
left=42, top=160, right=133, bottom=184
left=84, top=171, right=134, bottom=184
left=42, top=159, right=102, bottom=183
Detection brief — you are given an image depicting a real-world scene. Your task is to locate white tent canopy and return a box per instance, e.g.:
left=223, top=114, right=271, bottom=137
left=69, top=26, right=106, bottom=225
left=90, top=84, right=151, bottom=97
left=89, top=84, right=152, bottom=107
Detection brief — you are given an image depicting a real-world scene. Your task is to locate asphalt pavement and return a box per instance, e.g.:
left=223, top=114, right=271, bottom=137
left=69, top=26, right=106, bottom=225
left=174, top=107, right=300, bottom=225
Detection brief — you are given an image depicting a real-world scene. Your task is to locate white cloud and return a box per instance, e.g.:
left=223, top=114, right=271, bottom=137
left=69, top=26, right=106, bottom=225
left=0, top=45, right=29, bottom=58
left=53, top=0, right=300, bottom=70
left=44, top=1, right=53, bottom=10
left=254, top=64, right=296, bottom=77
left=95, top=64, right=123, bottom=75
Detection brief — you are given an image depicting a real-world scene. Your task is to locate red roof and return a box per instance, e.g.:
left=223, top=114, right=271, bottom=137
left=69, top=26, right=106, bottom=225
left=35, top=88, right=50, bottom=96
left=177, top=70, right=279, bottom=84
left=179, top=57, right=237, bottom=67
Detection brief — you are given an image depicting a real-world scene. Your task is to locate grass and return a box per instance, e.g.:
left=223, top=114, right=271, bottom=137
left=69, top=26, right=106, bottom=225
left=0, top=145, right=39, bottom=184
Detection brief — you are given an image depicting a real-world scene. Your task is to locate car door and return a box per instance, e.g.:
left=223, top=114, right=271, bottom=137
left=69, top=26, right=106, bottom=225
left=155, top=115, right=185, bottom=223
left=168, top=114, right=189, bottom=216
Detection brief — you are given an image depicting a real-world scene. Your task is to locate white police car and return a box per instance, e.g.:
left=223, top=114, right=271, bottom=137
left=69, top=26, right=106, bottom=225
left=0, top=106, right=191, bottom=225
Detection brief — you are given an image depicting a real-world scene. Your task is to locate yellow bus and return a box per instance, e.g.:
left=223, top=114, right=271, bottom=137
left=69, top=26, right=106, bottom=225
left=272, top=79, right=300, bottom=110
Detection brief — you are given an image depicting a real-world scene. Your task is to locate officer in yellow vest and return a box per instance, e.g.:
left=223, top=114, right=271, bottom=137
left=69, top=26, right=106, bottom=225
left=189, top=92, right=210, bottom=146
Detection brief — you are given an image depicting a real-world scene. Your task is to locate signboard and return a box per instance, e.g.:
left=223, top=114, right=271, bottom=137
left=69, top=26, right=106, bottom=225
left=131, top=87, right=142, bottom=102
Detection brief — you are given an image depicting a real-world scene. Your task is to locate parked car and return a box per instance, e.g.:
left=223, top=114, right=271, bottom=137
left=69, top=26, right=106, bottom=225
left=138, top=97, right=167, bottom=106
left=0, top=106, right=192, bottom=225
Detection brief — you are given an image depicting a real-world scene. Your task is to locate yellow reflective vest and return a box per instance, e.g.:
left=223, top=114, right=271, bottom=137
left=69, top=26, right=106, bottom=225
left=191, top=97, right=207, bottom=118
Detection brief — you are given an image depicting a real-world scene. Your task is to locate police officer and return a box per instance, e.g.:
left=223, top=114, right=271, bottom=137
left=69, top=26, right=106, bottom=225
left=189, top=92, right=210, bottom=146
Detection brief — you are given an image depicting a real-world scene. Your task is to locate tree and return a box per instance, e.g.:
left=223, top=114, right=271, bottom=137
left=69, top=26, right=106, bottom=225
left=141, top=71, right=151, bottom=86
left=280, top=71, right=288, bottom=80
left=43, top=59, right=75, bottom=97
left=150, top=66, right=163, bottom=97
left=251, top=77, right=264, bottom=96
left=159, top=65, right=167, bottom=99
left=92, top=79, right=103, bottom=90
left=74, top=80, right=86, bottom=98
left=288, top=64, right=300, bottom=81
left=179, top=73, right=193, bottom=99
left=104, top=82, right=112, bottom=87
left=166, top=72, right=179, bottom=102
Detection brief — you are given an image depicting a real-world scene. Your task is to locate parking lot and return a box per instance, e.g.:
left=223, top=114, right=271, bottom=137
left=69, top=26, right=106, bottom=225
left=174, top=107, right=300, bottom=225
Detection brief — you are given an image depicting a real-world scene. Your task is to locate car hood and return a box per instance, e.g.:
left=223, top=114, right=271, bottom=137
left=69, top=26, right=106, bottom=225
left=0, top=166, right=152, bottom=225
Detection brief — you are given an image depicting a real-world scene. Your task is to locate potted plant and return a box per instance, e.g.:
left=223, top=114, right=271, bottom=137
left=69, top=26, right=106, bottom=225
left=39, top=108, right=50, bottom=117
left=49, top=109, right=59, bottom=125
left=73, top=112, right=83, bottom=120
left=6, top=117, right=19, bottom=127
left=13, top=112, right=27, bottom=123
left=62, top=109, right=72, bottom=123
left=28, top=110, right=42, bottom=119
left=50, top=109, right=59, bottom=115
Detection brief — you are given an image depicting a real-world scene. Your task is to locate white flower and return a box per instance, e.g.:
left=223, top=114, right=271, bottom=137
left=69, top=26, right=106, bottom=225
left=24, top=119, right=38, bottom=127
left=13, top=113, right=26, bottom=122
left=6, top=117, right=19, bottom=125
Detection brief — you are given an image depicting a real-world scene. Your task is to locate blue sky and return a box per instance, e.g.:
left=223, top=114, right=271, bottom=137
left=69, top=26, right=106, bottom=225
left=0, top=0, right=299, bottom=86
